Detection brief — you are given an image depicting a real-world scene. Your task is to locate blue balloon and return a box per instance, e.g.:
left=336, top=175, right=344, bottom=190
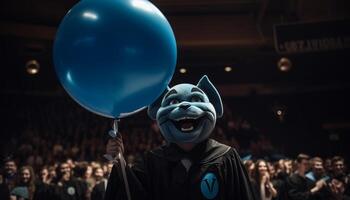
left=54, top=0, right=177, bottom=118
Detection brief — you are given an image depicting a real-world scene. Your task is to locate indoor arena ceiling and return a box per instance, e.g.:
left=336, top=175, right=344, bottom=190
left=0, top=0, right=349, bottom=95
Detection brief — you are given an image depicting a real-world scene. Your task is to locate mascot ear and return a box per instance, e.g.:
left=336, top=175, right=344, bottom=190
left=197, top=75, right=223, bottom=118
left=147, top=87, right=170, bottom=120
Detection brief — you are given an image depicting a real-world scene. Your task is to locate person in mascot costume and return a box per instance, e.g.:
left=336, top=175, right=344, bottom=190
left=105, top=75, right=255, bottom=200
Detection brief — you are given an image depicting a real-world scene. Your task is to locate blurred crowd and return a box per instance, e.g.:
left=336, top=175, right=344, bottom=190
left=1, top=97, right=275, bottom=169
left=244, top=155, right=350, bottom=200
left=1, top=154, right=349, bottom=200
left=0, top=157, right=112, bottom=200
left=0, top=98, right=348, bottom=199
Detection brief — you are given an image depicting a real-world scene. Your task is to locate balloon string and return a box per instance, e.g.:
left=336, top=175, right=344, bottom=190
left=109, top=119, right=120, bottom=138
left=110, top=119, right=131, bottom=200
left=119, top=152, right=132, bottom=200
left=113, top=119, right=118, bottom=133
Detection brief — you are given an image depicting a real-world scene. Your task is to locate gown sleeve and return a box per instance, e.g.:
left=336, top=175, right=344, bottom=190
left=285, top=176, right=310, bottom=200
left=224, top=148, right=256, bottom=200
left=104, top=155, right=149, bottom=200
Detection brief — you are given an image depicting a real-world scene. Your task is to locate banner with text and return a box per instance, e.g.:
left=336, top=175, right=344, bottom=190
left=274, top=19, right=350, bottom=54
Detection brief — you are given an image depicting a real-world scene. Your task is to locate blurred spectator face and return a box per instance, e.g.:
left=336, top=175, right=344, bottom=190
left=40, top=168, right=49, bottom=182
left=102, top=164, right=108, bottom=175
left=243, top=160, right=255, bottom=180
left=275, top=160, right=285, bottom=173
left=297, top=159, right=309, bottom=175
left=85, top=165, right=93, bottom=179
left=324, top=158, right=332, bottom=173
left=330, top=178, right=345, bottom=194
left=268, top=163, right=276, bottom=178
left=20, top=168, right=31, bottom=184
left=107, top=163, right=113, bottom=176
left=333, top=160, right=345, bottom=176
left=49, top=167, right=56, bottom=180
left=312, top=159, right=325, bottom=179
left=284, top=160, right=293, bottom=174
left=91, top=162, right=101, bottom=169
left=94, top=168, right=104, bottom=182
left=4, top=161, right=17, bottom=176
left=60, top=163, right=70, bottom=174
left=66, top=158, right=75, bottom=169
left=258, top=161, right=268, bottom=177
left=59, top=163, right=71, bottom=181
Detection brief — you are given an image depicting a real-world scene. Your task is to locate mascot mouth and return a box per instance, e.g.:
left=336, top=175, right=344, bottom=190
left=172, top=116, right=203, bottom=133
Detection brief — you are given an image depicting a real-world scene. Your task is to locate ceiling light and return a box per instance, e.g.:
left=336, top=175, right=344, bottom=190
left=276, top=109, right=283, bottom=116
left=26, top=60, right=40, bottom=75
left=224, top=66, right=232, bottom=72
left=277, top=57, right=292, bottom=72
left=272, top=104, right=287, bottom=122
left=179, top=68, right=187, bottom=74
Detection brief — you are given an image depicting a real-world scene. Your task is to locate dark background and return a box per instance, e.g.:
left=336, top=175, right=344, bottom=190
left=0, top=0, right=349, bottom=160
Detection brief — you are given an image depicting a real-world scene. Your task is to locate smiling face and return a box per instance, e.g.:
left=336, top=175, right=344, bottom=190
left=156, top=84, right=217, bottom=143
left=257, top=161, right=268, bottom=177
left=333, top=160, right=345, bottom=176
left=94, top=168, right=104, bottom=182
left=312, top=160, right=325, bottom=178
left=5, top=161, right=17, bottom=176
left=148, top=76, right=223, bottom=144
left=20, top=168, right=31, bottom=184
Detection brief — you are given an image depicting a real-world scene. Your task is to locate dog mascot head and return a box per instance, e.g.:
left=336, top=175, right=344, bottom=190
left=148, top=75, right=223, bottom=143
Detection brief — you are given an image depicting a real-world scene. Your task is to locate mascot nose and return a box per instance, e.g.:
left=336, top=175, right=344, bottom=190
left=179, top=102, right=191, bottom=110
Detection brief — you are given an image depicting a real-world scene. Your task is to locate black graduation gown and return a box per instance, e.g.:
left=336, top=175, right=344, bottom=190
left=91, top=180, right=107, bottom=200
left=105, top=139, right=255, bottom=200
left=286, top=173, right=312, bottom=200
left=0, top=182, right=10, bottom=200
left=33, top=181, right=55, bottom=200
left=272, top=178, right=288, bottom=200
left=286, top=173, right=333, bottom=200
left=52, top=178, right=88, bottom=200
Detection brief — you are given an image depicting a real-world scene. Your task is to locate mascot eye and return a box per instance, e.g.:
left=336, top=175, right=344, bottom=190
left=191, top=96, right=203, bottom=102
left=169, top=99, right=179, bottom=105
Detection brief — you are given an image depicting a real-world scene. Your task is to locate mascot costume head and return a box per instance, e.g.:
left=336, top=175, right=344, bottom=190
left=148, top=75, right=223, bottom=144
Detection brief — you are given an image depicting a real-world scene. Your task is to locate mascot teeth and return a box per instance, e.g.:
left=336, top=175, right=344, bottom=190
left=181, top=124, right=194, bottom=132
left=174, top=119, right=197, bottom=132
left=179, top=119, right=196, bottom=132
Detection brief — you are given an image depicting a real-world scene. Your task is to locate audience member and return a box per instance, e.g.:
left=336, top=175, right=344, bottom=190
left=53, top=162, right=87, bottom=200
left=91, top=167, right=107, bottom=200
left=251, top=159, right=278, bottom=200
left=286, top=154, right=327, bottom=200
left=10, top=166, right=36, bottom=200
left=0, top=157, right=17, bottom=200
